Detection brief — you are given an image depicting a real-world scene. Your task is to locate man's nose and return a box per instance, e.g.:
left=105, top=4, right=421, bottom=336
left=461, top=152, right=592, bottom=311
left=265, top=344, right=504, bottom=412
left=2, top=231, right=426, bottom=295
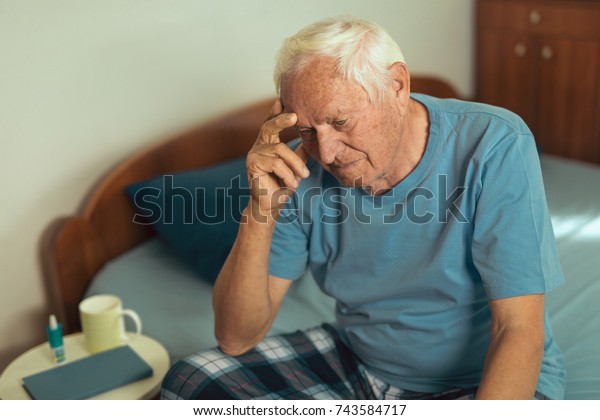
left=316, top=129, right=343, bottom=164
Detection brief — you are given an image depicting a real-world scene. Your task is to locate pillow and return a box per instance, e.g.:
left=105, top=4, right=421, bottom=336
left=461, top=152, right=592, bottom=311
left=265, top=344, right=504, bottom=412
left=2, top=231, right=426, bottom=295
left=126, top=157, right=248, bottom=284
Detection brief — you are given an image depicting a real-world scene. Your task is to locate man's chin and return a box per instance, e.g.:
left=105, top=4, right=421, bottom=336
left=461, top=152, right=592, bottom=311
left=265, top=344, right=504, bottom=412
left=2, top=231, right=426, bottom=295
left=336, top=175, right=392, bottom=195
left=331, top=172, right=366, bottom=189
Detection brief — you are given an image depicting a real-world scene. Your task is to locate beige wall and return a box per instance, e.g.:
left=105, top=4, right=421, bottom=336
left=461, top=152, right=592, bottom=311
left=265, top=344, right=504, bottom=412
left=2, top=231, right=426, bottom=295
left=0, top=0, right=473, bottom=371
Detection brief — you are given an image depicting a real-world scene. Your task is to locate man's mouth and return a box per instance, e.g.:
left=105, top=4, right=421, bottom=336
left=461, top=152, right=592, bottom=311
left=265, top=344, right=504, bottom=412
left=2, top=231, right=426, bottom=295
left=330, top=158, right=363, bottom=170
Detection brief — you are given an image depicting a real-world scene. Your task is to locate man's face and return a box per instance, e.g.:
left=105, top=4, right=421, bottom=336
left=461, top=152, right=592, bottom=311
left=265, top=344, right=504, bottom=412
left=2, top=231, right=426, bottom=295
left=280, top=57, right=410, bottom=194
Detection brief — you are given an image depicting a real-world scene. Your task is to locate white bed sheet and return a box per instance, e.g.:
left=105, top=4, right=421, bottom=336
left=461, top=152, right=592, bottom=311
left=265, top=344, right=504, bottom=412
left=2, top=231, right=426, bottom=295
left=541, top=155, right=600, bottom=399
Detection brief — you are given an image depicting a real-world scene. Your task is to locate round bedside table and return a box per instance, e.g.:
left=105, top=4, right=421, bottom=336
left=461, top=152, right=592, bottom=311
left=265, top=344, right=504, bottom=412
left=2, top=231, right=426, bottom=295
left=0, top=333, right=169, bottom=400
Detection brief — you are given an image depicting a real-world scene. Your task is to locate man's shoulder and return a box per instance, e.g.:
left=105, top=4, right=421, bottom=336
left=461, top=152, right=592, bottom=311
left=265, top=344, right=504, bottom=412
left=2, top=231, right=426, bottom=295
left=450, top=100, right=530, bottom=136
left=414, top=94, right=531, bottom=136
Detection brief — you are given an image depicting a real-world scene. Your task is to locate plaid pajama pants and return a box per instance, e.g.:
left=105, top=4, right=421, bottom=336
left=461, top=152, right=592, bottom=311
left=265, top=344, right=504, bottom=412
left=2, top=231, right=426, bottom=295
left=160, top=324, right=549, bottom=400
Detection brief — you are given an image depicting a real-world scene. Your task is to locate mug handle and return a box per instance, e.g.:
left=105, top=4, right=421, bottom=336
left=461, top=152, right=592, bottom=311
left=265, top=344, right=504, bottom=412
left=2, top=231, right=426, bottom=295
left=121, top=308, right=143, bottom=341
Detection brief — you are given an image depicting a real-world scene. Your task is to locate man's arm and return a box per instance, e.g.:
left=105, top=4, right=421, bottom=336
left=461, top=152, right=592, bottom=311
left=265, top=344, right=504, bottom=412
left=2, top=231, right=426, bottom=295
left=212, top=217, right=292, bottom=356
left=475, top=293, right=545, bottom=399
left=212, top=100, right=310, bottom=356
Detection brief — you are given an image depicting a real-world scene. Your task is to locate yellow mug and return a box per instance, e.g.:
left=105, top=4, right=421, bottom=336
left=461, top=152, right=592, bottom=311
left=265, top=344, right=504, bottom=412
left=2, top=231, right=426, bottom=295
left=79, top=294, right=142, bottom=354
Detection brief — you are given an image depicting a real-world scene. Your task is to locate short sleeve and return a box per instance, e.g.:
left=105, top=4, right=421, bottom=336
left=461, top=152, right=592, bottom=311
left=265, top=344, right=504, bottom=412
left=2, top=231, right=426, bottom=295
left=269, top=185, right=310, bottom=281
left=471, top=132, right=564, bottom=300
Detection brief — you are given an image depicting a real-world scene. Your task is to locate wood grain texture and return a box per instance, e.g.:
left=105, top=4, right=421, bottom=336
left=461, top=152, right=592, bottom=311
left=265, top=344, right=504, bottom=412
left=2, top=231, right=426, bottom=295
left=477, top=0, right=600, bottom=164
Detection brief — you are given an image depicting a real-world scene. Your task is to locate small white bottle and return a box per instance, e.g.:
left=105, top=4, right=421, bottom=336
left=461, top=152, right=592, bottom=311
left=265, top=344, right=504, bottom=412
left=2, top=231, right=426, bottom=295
left=47, top=314, right=66, bottom=364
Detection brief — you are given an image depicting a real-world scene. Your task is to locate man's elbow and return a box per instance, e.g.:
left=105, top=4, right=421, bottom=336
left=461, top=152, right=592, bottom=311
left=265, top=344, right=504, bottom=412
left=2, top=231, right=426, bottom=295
left=217, top=341, right=254, bottom=357
left=214, top=312, right=274, bottom=357
left=215, top=331, right=259, bottom=357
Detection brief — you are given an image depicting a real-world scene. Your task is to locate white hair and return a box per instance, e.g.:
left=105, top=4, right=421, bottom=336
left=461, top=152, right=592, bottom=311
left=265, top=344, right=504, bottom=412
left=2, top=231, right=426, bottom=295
left=274, top=16, right=405, bottom=103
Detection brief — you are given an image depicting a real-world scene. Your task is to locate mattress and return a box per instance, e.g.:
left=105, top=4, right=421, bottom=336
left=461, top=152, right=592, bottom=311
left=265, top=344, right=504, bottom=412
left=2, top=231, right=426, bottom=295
left=85, top=240, right=337, bottom=363
left=540, top=155, right=600, bottom=400
left=87, top=154, right=600, bottom=399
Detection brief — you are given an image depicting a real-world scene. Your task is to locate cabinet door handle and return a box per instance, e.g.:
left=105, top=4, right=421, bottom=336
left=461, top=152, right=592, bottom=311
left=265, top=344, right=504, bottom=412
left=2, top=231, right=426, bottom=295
left=541, top=46, right=554, bottom=60
left=514, top=43, right=527, bottom=57
left=529, top=9, right=541, bottom=24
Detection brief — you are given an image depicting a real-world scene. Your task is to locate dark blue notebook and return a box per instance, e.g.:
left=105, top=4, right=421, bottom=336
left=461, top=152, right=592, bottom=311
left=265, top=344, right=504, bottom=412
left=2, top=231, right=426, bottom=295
left=22, top=345, right=153, bottom=400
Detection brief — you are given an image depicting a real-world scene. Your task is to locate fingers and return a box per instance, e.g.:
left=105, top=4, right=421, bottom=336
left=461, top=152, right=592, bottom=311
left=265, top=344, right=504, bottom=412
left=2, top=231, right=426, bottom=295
left=276, top=142, right=310, bottom=180
left=250, top=142, right=310, bottom=185
left=261, top=112, right=297, bottom=144
left=246, top=100, right=311, bottom=208
left=252, top=156, right=299, bottom=189
left=294, top=143, right=310, bottom=166
left=259, top=99, right=297, bottom=144
left=264, top=99, right=284, bottom=121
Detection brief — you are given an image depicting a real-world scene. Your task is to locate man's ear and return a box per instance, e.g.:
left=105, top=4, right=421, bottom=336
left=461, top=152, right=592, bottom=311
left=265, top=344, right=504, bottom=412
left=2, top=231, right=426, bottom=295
left=390, top=62, right=410, bottom=102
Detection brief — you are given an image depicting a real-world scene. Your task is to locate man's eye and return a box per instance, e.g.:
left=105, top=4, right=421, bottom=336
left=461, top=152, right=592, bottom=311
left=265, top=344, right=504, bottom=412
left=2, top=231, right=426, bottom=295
left=298, top=129, right=315, bottom=137
left=334, top=119, right=347, bottom=126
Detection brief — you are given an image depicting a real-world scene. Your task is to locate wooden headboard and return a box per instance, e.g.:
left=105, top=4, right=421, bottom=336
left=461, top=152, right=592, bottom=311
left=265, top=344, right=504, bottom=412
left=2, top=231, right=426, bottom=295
left=40, top=76, right=460, bottom=333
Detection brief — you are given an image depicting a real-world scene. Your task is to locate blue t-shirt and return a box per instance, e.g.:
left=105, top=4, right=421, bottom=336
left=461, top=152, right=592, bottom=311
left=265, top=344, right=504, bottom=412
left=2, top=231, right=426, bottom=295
left=269, top=94, right=566, bottom=399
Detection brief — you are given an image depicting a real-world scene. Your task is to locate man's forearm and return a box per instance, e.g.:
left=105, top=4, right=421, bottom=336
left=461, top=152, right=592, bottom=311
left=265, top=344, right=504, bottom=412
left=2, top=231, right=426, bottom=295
left=476, top=325, right=544, bottom=399
left=212, top=98, right=307, bottom=356
left=212, top=207, right=278, bottom=355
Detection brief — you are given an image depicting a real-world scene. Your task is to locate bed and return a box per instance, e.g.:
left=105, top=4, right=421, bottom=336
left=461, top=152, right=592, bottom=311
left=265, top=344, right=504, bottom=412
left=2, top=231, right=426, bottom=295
left=41, top=77, right=600, bottom=399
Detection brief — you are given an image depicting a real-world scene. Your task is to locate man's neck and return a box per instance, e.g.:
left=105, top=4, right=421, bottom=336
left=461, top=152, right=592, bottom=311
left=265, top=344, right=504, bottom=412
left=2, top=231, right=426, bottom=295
left=367, top=98, right=430, bottom=196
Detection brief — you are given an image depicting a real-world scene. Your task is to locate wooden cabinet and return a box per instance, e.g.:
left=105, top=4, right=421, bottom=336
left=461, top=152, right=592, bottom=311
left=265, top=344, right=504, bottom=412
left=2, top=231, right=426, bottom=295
left=476, top=0, right=600, bottom=164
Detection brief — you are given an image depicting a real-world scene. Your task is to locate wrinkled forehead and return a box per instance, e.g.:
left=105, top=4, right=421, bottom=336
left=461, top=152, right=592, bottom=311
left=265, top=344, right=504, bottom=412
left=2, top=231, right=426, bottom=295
left=280, top=58, right=369, bottom=117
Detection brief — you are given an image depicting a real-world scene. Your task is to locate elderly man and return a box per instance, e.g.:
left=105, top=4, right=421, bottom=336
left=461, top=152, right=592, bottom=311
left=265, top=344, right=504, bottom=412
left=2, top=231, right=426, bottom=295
left=162, top=16, right=565, bottom=400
